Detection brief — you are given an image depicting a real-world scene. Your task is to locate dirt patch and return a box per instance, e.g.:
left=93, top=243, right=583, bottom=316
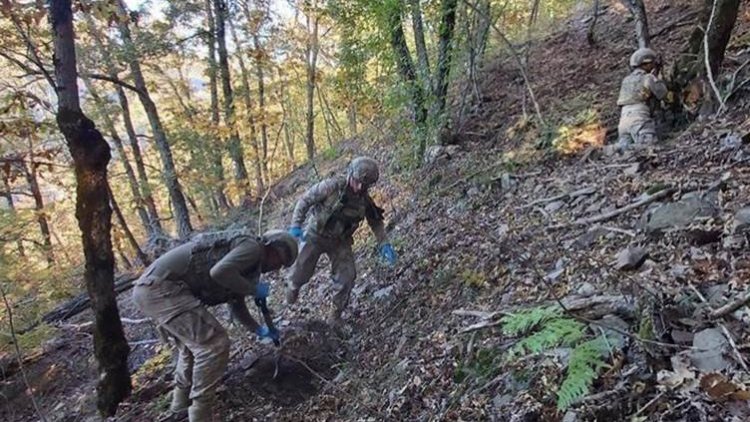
left=223, top=320, right=346, bottom=409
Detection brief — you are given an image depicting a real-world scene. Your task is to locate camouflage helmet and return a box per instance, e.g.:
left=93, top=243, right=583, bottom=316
left=261, top=229, right=298, bottom=266
left=347, top=156, right=379, bottom=187
left=629, top=48, right=659, bottom=67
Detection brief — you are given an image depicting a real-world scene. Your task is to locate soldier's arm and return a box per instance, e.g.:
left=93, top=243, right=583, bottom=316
left=645, top=74, right=668, bottom=100
left=291, top=178, right=341, bottom=227
left=209, top=238, right=261, bottom=296
left=228, top=298, right=261, bottom=333
left=365, top=194, right=387, bottom=244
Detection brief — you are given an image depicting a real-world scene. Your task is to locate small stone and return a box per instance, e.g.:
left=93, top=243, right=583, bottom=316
left=624, top=162, right=642, bottom=175
left=574, top=226, right=607, bottom=249
left=544, top=200, right=565, bottom=213
left=575, top=282, right=597, bottom=297
left=643, top=195, right=720, bottom=234
left=690, top=328, right=732, bottom=372
left=373, top=285, right=394, bottom=300
left=466, top=186, right=480, bottom=197
left=500, top=173, right=517, bottom=191
left=615, top=246, right=648, bottom=271
left=562, top=411, right=579, bottom=422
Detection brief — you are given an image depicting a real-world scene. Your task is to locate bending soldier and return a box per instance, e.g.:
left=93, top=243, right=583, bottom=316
left=286, top=156, right=397, bottom=325
left=617, top=47, right=668, bottom=149
left=132, top=229, right=297, bottom=422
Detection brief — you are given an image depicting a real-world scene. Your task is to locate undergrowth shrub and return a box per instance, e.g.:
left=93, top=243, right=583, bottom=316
left=500, top=306, right=611, bottom=410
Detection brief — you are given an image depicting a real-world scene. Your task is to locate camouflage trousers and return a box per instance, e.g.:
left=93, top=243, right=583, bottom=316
left=617, top=104, right=658, bottom=147
left=132, top=261, right=230, bottom=416
left=287, top=235, right=357, bottom=319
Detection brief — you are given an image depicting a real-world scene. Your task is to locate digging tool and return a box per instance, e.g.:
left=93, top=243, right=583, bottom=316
left=254, top=296, right=283, bottom=378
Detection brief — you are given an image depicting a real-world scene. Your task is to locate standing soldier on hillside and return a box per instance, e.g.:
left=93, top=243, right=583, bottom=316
left=616, top=47, right=668, bottom=149
left=286, top=156, right=397, bottom=326
left=132, top=230, right=297, bottom=422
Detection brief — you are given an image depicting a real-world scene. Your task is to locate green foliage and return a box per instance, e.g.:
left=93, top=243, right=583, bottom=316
left=500, top=305, right=562, bottom=337
left=454, top=347, right=501, bottom=384
left=557, top=337, right=610, bottom=410
left=460, top=269, right=488, bottom=288
left=501, top=306, right=610, bottom=411
left=511, top=317, right=585, bottom=356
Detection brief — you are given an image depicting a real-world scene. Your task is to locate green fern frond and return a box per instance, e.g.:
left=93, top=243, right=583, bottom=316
left=511, top=317, right=585, bottom=356
left=501, top=305, right=562, bottom=336
left=556, top=337, right=610, bottom=410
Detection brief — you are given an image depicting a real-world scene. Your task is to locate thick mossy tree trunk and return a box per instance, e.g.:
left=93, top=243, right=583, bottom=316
left=670, top=0, right=741, bottom=111
left=48, top=0, right=131, bottom=416
left=432, top=0, right=458, bottom=123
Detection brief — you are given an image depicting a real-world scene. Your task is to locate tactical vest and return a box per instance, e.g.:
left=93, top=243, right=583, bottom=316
left=182, top=232, right=258, bottom=306
left=309, top=179, right=382, bottom=239
left=617, top=70, right=651, bottom=106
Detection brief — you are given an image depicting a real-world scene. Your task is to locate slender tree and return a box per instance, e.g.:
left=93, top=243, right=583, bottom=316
left=115, top=0, right=193, bottom=237
left=304, top=0, right=320, bottom=160
left=214, top=0, right=252, bottom=202
left=47, top=0, right=131, bottom=415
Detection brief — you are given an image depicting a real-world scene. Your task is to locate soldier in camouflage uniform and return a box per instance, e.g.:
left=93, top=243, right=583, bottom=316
left=617, top=47, right=668, bottom=149
left=132, top=229, right=297, bottom=422
left=286, top=157, right=397, bottom=325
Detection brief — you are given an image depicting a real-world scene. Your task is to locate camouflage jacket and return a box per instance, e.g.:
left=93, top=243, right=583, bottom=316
left=617, top=69, right=668, bottom=107
left=291, top=176, right=386, bottom=243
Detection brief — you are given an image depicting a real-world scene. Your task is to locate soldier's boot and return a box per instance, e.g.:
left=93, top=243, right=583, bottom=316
left=156, top=387, right=190, bottom=422
left=285, top=281, right=300, bottom=305
left=188, top=397, right=214, bottom=422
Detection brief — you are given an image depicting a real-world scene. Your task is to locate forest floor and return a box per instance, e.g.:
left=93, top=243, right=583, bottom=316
left=3, top=0, right=750, bottom=421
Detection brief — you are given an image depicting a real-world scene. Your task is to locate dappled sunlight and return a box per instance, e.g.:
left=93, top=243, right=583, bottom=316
left=552, top=122, right=606, bottom=154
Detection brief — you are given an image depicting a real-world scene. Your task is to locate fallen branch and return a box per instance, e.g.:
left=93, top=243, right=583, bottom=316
left=18, top=273, right=138, bottom=334
left=710, top=290, right=750, bottom=319
left=518, top=186, right=596, bottom=210
left=550, top=188, right=676, bottom=229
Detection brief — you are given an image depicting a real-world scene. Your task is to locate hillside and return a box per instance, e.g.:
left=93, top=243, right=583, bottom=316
left=3, top=0, right=750, bottom=421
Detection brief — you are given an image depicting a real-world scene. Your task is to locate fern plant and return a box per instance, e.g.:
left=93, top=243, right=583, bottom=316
left=500, top=306, right=611, bottom=411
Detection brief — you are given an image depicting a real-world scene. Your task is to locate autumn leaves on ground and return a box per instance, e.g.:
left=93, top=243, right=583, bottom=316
left=2, top=0, right=750, bottom=421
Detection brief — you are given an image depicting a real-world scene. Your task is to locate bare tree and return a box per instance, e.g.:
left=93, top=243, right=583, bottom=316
left=21, top=158, right=54, bottom=265
left=620, top=0, right=651, bottom=48
left=48, top=0, right=131, bottom=415
left=214, top=0, right=253, bottom=202
left=305, top=0, right=320, bottom=160
left=115, top=0, right=193, bottom=237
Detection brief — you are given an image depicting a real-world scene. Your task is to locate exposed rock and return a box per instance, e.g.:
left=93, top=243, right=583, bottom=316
left=642, top=195, right=720, bottom=234
left=593, top=314, right=629, bottom=350
left=423, top=145, right=460, bottom=165
left=575, top=282, right=597, bottom=298
left=614, top=246, right=648, bottom=271
left=574, top=226, right=607, bottom=249
left=690, top=328, right=732, bottom=372
left=733, top=207, right=750, bottom=233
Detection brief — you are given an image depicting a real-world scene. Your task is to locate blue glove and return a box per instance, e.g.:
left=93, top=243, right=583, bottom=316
left=289, top=226, right=304, bottom=240
left=255, top=281, right=270, bottom=299
left=256, top=325, right=280, bottom=342
left=379, top=243, right=397, bottom=266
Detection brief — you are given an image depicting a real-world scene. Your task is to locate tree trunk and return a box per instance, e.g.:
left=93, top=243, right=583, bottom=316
left=108, top=183, right=149, bottom=266
left=228, top=11, right=265, bottom=197
left=386, top=1, right=428, bottom=156
left=432, top=0, right=459, bottom=122
left=112, top=231, right=133, bottom=271
left=305, top=0, right=319, bottom=161
left=620, top=0, right=651, bottom=48
left=278, top=70, right=295, bottom=169
left=115, top=0, right=193, bottom=238
left=22, top=160, right=54, bottom=265
left=252, top=33, right=271, bottom=180
left=48, top=0, right=131, bottom=416
left=82, top=76, right=153, bottom=237
left=408, top=0, right=431, bottom=92
left=204, top=0, right=231, bottom=211
left=1, top=172, right=25, bottom=257
left=84, top=13, right=163, bottom=237
left=213, top=0, right=252, bottom=203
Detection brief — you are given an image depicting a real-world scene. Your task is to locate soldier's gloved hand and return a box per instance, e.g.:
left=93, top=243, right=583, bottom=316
left=379, top=243, right=397, bottom=266
left=255, top=281, right=270, bottom=299
left=256, top=325, right=280, bottom=342
left=289, top=226, right=304, bottom=240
